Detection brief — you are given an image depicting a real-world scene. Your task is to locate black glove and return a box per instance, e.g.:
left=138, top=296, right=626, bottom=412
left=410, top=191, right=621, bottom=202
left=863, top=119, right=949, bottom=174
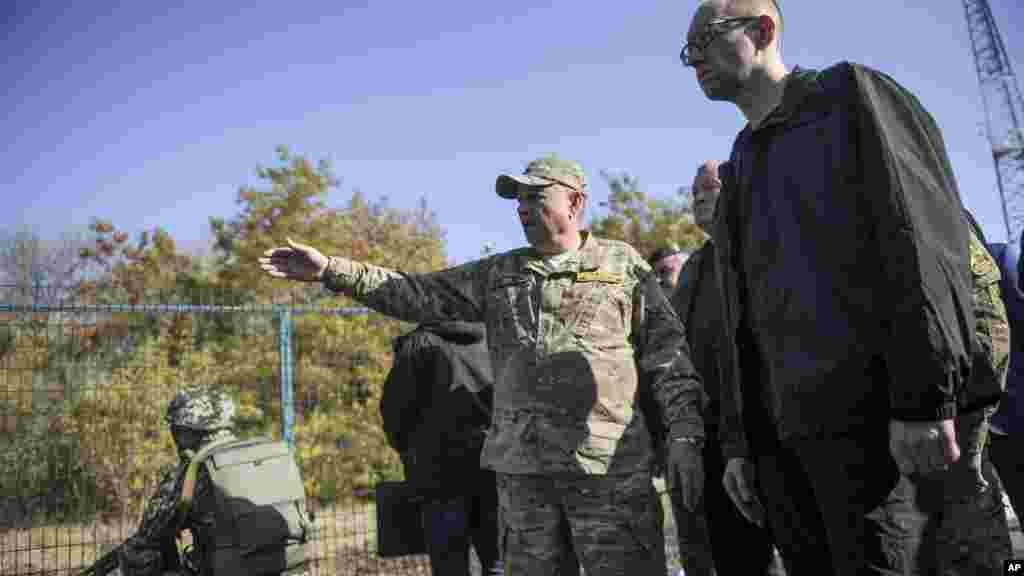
left=666, top=437, right=704, bottom=512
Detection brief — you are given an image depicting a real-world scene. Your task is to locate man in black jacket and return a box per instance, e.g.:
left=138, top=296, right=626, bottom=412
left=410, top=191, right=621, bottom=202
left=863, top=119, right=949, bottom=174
left=683, top=1, right=978, bottom=573
left=380, top=321, right=502, bottom=576
left=667, top=161, right=780, bottom=576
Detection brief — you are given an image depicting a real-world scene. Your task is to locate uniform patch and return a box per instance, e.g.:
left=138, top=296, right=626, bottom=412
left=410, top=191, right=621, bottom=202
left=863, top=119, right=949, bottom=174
left=576, top=270, right=624, bottom=284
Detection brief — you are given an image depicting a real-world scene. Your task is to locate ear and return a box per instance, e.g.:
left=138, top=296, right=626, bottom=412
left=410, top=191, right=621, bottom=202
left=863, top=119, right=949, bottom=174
left=754, top=14, right=776, bottom=50
left=570, top=191, right=586, bottom=216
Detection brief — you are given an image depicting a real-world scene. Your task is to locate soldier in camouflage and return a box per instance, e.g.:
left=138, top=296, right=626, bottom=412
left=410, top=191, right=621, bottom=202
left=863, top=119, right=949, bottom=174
left=108, top=386, right=308, bottom=576
left=258, top=154, right=707, bottom=574
left=105, top=385, right=236, bottom=575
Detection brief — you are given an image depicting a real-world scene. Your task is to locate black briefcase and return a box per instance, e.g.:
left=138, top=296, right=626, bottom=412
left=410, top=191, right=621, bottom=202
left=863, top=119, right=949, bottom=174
left=374, top=481, right=426, bottom=557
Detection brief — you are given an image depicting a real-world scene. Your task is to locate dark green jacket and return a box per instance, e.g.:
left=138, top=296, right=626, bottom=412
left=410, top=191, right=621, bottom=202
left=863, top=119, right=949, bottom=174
left=671, top=241, right=723, bottom=441
left=380, top=321, right=494, bottom=497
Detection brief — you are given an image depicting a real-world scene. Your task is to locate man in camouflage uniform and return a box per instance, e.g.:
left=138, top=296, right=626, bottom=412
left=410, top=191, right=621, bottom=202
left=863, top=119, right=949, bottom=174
left=258, top=154, right=707, bottom=575
left=110, top=386, right=307, bottom=576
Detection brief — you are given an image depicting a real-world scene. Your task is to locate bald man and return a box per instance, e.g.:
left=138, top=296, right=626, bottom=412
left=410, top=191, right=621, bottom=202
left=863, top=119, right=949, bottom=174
left=668, top=160, right=781, bottom=576
left=682, top=1, right=987, bottom=574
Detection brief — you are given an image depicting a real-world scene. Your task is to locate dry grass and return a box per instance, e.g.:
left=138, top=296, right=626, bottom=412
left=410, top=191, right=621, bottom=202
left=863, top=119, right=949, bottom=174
left=0, top=502, right=434, bottom=576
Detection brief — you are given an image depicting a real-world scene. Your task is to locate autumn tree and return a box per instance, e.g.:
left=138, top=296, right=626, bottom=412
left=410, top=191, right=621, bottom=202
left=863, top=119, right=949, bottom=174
left=75, top=220, right=211, bottom=305
left=588, top=171, right=705, bottom=259
left=210, top=145, right=447, bottom=303
left=8, top=145, right=452, bottom=517
left=209, top=145, right=450, bottom=501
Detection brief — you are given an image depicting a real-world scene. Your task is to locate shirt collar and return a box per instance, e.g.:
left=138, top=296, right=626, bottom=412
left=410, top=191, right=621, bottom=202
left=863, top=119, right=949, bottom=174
left=522, top=230, right=592, bottom=275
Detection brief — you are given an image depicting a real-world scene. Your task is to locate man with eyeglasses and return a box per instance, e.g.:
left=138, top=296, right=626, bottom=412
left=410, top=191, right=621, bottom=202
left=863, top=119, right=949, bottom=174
left=681, top=1, right=987, bottom=574
left=257, top=154, right=708, bottom=575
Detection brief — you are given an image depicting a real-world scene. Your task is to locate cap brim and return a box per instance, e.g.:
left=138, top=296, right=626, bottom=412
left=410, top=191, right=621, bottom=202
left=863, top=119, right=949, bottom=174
left=495, top=174, right=552, bottom=199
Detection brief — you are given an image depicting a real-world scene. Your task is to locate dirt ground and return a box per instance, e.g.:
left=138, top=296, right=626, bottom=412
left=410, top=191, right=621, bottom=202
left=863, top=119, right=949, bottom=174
left=0, top=502, right=433, bottom=576
left=2, top=495, right=1019, bottom=575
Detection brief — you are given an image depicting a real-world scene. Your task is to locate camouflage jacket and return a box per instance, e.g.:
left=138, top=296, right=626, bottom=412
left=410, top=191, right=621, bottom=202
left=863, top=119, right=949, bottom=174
left=323, top=231, right=705, bottom=475
left=964, top=213, right=1010, bottom=413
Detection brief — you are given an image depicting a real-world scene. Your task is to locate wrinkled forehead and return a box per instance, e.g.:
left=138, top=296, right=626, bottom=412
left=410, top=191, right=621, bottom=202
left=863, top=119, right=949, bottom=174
left=687, top=0, right=729, bottom=41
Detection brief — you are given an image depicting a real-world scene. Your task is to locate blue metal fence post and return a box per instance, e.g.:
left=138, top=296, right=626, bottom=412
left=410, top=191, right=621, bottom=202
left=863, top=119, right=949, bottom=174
left=277, top=307, right=295, bottom=446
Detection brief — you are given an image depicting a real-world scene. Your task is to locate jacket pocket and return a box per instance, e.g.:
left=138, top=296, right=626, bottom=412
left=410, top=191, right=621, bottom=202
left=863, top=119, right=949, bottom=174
left=487, top=273, right=535, bottom=347
left=561, top=278, right=630, bottom=345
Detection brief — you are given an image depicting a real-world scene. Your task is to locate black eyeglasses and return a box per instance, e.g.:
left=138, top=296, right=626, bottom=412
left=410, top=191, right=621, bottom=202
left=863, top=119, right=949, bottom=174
left=680, top=16, right=760, bottom=67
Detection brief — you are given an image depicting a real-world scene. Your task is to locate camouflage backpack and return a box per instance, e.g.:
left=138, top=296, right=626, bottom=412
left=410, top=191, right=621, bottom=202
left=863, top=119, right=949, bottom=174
left=178, top=437, right=311, bottom=575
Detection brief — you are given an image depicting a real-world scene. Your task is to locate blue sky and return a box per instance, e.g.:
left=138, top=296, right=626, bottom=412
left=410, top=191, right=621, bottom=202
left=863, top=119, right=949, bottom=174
left=4, top=1, right=1023, bottom=265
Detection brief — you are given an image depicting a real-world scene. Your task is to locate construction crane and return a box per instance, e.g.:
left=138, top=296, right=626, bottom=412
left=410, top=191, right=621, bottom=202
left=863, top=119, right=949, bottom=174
left=962, top=0, right=1024, bottom=242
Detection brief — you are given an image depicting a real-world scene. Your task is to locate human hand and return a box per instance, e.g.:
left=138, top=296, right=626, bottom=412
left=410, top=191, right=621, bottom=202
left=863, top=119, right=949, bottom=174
left=258, top=238, right=329, bottom=283
left=667, top=438, right=704, bottom=512
left=722, top=457, right=765, bottom=527
left=889, top=418, right=960, bottom=477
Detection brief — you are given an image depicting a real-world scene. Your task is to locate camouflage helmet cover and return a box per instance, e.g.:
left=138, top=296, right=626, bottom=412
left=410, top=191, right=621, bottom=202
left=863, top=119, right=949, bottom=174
left=165, top=385, right=236, bottom=431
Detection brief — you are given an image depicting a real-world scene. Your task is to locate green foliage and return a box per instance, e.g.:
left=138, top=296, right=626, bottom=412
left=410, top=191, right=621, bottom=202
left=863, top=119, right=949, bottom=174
left=0, top=414, right=106, bottom=524
left=0, top=323, right=109, bottom=520
left=588, top=170, right=705, bottom=259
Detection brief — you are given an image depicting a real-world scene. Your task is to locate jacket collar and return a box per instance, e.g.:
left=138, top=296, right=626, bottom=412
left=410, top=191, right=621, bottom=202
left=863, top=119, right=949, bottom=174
left=752, top=66, right=822, bottom=132
left=521, top=230, right=598, bottom=276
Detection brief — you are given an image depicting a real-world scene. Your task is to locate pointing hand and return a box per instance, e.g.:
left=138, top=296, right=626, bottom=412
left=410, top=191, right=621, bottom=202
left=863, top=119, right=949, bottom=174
left=258, top=238, right=329, bottom=283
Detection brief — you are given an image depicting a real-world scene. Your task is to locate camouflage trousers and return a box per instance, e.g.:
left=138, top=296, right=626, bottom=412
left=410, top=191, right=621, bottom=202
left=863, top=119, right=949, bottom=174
left=496, top=471, right=665, bottom=576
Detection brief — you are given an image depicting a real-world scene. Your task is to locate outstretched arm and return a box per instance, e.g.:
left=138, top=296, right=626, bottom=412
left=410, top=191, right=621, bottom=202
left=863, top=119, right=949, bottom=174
left=259, top=238, right=487, bottom=325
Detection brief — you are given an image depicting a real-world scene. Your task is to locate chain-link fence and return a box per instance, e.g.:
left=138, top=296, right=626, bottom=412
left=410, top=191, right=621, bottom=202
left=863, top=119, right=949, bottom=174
left=0, top=283, right=684, bottom=575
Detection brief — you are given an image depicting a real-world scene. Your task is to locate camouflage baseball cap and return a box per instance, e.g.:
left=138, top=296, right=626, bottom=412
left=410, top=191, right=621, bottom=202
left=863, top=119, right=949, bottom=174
left=496, top=154, right=586, bottom=199
left=165, top=385, right=236, bottom=431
